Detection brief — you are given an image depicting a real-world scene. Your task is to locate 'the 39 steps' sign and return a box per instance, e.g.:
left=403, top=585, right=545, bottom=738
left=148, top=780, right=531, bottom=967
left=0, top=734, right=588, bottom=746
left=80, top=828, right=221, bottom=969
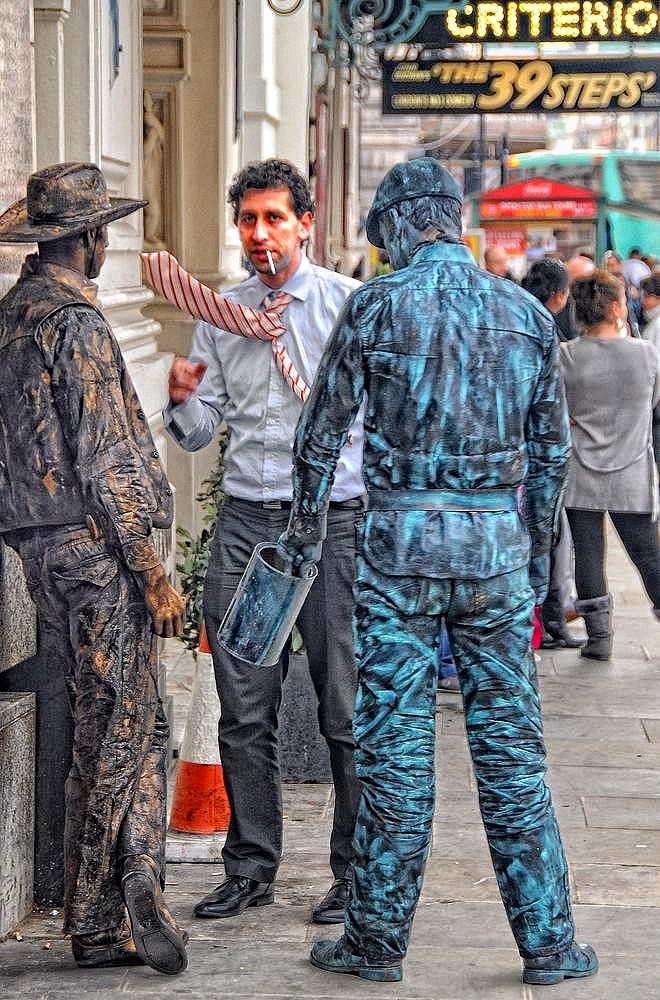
left=382, top=56, right=660, bottom=113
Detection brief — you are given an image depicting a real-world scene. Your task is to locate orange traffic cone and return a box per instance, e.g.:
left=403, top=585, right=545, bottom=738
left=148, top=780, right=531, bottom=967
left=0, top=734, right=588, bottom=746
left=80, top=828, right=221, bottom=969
left=169, top=624, right=231, bottom=833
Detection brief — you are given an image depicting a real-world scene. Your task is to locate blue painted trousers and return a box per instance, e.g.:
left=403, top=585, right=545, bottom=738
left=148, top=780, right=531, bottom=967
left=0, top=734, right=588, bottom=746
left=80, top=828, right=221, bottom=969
left=345, top=558, right=575, bottom=964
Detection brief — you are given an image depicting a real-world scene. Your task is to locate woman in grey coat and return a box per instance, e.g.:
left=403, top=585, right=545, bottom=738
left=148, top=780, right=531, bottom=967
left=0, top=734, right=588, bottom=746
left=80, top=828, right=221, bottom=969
left=560, top=269, right=660, bottom=660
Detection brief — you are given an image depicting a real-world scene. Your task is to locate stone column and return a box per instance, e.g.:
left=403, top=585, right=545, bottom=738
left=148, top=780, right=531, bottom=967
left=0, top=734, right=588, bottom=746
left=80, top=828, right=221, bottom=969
left=0, top=0, right=39, bottom=931
left=33, top=1, right=71, bottom=163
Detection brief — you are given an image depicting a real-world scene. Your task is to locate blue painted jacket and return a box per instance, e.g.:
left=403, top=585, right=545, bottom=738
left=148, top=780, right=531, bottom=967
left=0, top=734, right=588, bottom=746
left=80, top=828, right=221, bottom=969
left=290, top=242, right=570, bottom=586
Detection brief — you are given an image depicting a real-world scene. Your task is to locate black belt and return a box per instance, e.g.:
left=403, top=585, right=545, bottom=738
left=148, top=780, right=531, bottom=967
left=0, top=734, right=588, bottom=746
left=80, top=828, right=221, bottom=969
left=228, top=496, right=366, bottom=511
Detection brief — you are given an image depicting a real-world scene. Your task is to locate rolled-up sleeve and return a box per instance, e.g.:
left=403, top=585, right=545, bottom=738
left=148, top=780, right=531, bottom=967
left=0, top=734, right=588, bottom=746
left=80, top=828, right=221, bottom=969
left=163, top=320, right=227, bottom=451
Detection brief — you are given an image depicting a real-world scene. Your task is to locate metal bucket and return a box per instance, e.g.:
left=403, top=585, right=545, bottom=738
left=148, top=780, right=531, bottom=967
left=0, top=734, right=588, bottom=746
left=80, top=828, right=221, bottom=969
left=217, top=542, right=317, bottom=667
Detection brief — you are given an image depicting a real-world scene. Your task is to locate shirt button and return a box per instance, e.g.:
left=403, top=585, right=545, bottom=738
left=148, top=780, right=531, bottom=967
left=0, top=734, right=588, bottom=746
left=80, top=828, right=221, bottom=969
left=151, top=450, right=159, bottom=458
left=165, top=488, right=172, bottom=496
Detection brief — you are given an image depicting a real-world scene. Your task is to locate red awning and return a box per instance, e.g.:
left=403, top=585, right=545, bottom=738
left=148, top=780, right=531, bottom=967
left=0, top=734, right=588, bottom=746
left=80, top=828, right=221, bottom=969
left=480, top=177, right=598, bottom=221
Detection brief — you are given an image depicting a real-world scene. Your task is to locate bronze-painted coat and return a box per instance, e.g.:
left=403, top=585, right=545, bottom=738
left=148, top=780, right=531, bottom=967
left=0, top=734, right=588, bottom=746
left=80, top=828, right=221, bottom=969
left=0, top=255, right=172, bottom=571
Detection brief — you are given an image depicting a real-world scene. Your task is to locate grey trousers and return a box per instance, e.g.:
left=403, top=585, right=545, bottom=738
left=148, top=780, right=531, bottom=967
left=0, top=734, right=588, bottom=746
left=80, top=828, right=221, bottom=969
left=203, top=497, right=363, bottom=884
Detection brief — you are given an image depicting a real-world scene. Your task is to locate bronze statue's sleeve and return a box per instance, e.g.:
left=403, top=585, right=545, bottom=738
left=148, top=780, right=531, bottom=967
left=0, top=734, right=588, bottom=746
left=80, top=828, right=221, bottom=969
left=39, top=306, right=162, bottom=572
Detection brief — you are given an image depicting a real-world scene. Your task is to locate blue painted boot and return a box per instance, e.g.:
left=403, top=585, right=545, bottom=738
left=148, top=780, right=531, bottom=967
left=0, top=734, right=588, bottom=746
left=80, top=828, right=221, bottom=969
left=310, top=936, right=403, bottom=982
left=523, top=941, right=598, bottom=985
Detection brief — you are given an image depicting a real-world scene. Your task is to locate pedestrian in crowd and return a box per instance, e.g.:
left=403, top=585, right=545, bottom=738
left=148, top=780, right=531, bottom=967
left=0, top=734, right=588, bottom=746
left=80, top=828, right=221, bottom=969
left=561, top=270, right=660, bottom=660
left=484, top=243, right=513, bottom=279
left=641, top=273, right=660, bottom=355
left=521, top=259, right=583, bottom=650
left=276, top=157, right=597, bottom=986
left=555, top=253, right=595, bottom=341
left=602, top=250, right=641, bottom=333
left=164, top=158, right=364, bottom=926
left=622, top=247, right=652, bottom=290
left=0, top=163, right=188, bottom=974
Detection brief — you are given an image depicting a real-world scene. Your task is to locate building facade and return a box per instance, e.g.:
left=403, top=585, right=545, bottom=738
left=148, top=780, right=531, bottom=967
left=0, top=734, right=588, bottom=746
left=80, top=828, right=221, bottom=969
left=0, top=0, right=322, bottom=926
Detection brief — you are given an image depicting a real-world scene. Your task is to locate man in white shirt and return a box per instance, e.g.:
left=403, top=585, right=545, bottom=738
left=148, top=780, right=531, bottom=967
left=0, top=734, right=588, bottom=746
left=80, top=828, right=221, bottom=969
left=164, top=159, right=364, bottom=926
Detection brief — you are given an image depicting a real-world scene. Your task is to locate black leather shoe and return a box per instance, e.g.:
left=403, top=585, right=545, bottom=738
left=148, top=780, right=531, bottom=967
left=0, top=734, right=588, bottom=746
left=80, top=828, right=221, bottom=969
left=312, top=876, right=352, bottom=924
left=194, top=875, right=274, bottom=919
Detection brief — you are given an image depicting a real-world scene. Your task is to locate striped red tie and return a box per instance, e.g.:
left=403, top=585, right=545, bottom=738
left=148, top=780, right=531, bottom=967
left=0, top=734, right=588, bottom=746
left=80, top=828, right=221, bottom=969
left=141, top=250, right=310, bottom=401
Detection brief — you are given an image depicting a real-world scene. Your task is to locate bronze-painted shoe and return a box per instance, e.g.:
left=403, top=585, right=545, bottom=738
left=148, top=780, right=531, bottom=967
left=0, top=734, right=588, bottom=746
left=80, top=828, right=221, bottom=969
left=310, top=936, right=403, bottom=982
left=71, top=920, right=144, bottom=968
left=312, top=875, right=352, bottom=924
left=523, top=941, right=598, bottom=985
left=122, top=855, right=188, bottom=975
left=194, top=875, right=274, bottom=918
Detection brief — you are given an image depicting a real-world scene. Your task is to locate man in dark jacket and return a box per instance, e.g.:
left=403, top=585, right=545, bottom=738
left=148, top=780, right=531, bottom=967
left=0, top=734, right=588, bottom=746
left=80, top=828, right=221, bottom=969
left=0, top=163, right=187, bottom=975
left=277, top=158, right=598, bottom=986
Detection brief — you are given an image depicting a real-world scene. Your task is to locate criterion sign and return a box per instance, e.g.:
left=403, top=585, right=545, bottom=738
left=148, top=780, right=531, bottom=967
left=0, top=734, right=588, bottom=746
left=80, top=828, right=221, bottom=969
left=410, top=0, right=659, bottom=44
left=382, top=56, right=660, bottom=113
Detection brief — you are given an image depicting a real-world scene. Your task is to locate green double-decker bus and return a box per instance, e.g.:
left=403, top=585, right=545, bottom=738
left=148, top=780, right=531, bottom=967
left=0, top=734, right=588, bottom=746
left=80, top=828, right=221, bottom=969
left=505, top=149, right=660, bottom=259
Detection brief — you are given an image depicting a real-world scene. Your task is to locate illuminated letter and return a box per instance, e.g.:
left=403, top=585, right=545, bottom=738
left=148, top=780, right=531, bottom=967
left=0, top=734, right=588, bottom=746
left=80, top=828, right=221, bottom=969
left=582, top=0, right=610, bottom=35
left=447, top=5, right=475, bottom=37
left=624, top=0, right=657, bottom=36
left=553, top=1, right=581, bottom=36
left=507, top=1, right=519, bottom=34
left=518, top=2, right=553, bottom=37
left=477, top=2, right=505, bottom=36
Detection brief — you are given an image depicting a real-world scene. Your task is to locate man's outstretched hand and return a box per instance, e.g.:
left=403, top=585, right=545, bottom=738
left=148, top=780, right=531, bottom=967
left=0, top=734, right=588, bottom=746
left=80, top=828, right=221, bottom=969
left=168, top=358, right=208, bottom=404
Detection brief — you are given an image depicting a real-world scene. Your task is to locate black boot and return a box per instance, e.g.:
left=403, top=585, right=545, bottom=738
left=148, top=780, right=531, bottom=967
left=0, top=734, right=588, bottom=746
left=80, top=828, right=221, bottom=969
left=540, top=586, right=585, bottom=649
left=574, top=594, right=613, bottom=661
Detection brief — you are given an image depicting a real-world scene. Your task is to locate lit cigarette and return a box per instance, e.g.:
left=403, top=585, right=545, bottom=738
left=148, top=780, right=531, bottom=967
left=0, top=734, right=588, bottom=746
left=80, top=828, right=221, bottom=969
left=266, top=249, right=276, bottom=275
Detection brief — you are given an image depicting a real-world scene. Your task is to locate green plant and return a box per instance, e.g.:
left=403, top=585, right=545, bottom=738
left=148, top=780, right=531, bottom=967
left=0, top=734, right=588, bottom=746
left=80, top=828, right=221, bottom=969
left=175, top=427, right=229, bottom=654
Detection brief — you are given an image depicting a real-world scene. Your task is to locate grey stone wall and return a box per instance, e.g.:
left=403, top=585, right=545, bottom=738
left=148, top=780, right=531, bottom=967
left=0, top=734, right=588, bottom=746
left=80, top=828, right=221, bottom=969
left=0, top=693, right=36, bottom=938
left=0, top=545, right=37, bottom=673
left=0, top=3, right=39, bottom=672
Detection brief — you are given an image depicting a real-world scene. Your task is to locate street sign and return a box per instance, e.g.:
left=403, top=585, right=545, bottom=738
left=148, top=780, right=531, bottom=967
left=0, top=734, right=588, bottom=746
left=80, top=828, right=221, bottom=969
left=382, top=56, right=660, bottom=113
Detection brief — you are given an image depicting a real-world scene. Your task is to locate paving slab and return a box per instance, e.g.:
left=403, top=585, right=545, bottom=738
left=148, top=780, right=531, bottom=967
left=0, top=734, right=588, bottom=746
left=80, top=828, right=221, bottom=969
left=2, top=526, right=660, bottom=999
left=583, top=795, right=660, bottom=829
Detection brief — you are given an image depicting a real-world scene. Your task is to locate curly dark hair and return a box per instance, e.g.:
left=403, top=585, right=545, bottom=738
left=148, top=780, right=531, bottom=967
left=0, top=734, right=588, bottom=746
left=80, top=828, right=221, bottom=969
left=227, top=159, right=315, bottom=223
left=641, top=273, right=660, bottom=298
left=572, top=269, right=623, bottom=328
left=521, top=259, right=569, bottom=306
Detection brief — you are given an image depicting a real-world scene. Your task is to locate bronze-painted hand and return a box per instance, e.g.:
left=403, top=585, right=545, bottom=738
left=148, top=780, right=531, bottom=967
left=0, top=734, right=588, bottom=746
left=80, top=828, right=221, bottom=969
left=142, top=565, right=186, bottom=637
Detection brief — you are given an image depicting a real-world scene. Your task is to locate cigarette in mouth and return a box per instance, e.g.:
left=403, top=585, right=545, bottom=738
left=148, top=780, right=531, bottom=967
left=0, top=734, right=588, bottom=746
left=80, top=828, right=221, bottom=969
left=266, top=249, right=276, bottom=275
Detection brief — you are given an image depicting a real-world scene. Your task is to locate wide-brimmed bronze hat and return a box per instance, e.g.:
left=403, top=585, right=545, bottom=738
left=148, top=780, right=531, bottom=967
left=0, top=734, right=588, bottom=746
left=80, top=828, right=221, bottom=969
left=0, top=162, right=147, bottom=243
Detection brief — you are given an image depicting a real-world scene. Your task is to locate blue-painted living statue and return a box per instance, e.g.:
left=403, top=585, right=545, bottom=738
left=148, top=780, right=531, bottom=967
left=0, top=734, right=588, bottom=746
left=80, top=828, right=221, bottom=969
left=275, top=158, right=598, bottom=986
left=0, top=164, right=188, bottom=975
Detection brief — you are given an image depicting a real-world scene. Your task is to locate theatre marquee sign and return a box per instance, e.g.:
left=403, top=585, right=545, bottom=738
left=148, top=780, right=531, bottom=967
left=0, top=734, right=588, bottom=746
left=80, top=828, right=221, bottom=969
left=411, top=0, right=659, bottom=44
left=382, top=56, right=660, bottom=112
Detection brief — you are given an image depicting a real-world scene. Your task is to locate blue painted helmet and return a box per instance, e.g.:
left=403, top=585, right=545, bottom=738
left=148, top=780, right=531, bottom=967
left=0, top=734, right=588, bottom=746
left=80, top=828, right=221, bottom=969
left=366, top=157, right=463, bottom=248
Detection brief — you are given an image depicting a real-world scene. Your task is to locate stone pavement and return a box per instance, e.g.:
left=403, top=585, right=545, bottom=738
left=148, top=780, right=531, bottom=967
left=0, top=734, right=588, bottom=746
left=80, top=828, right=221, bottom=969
left=2, top=528, right=660, bottom=999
